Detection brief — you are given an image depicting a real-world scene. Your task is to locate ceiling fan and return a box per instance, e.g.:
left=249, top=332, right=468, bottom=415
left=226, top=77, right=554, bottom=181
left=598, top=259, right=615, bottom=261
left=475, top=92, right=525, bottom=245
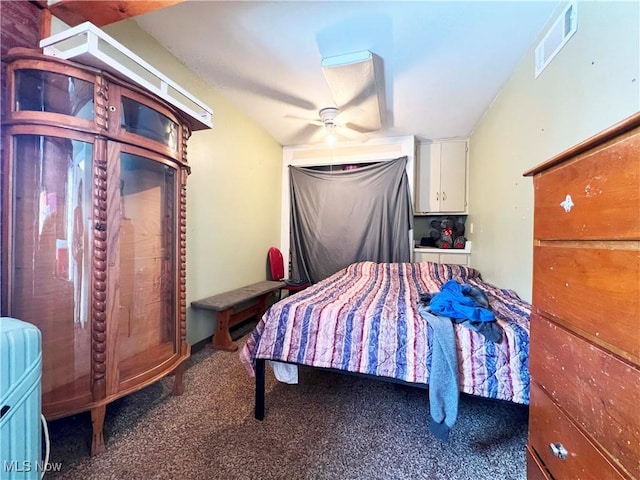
left=304, top=106, right=368, bottom=144
left=287, top=50, right=385, bottom=144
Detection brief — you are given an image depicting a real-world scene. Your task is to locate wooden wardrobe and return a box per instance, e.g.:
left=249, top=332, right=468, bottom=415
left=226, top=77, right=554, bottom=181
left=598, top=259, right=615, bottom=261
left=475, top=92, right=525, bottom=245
left=1, top=50, right=193, bottom=455
left=524, top=112, right=640, bottom=479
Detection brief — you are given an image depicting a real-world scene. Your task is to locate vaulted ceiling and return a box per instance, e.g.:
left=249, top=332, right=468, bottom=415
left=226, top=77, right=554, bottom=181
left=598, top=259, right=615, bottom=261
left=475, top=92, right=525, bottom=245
left=45, top=0, right=562, bottom=146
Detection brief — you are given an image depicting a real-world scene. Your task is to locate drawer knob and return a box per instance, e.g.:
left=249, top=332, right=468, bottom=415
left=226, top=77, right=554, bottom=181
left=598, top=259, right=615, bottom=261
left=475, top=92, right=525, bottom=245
left=549, top=442, right=568, bottom=460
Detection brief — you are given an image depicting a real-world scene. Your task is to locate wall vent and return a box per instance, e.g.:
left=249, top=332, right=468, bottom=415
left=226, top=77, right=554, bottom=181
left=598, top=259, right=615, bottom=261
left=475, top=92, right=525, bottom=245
left=535, top=2, right=577, bottom=78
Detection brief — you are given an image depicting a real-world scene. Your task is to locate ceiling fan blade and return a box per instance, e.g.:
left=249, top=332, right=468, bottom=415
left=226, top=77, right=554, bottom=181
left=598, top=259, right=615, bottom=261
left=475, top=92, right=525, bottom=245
left=214, top=70, right=316, bottom=111
left=343, top=122, right=371, bottom=135
left=284, top=114, right=324, bottom=127
left=321, top=51, right=383, bottom=132
left=288, top=123, right=323, bottom=144
left=336, top=107, right=378, bottom=134
left=308, top=127, right=329, bottom=144
left=339, top=82, right=376, bottom=112
left=334, top=125, right=368, bottom=142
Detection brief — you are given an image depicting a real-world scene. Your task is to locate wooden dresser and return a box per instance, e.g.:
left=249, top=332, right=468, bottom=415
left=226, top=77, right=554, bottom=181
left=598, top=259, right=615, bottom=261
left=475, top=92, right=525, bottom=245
left=524, top=112, right=640, bottom=480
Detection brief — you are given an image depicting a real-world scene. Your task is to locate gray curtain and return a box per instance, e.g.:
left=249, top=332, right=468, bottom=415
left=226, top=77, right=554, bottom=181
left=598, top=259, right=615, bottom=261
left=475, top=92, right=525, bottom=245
left=289, top=156, right=414, bottom=283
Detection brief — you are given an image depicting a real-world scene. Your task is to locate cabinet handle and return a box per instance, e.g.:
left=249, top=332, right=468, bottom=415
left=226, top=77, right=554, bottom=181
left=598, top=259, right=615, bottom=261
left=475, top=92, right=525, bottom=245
left=108, top=105, right=117, bottom=112
left=436, top=192, right=439, bottom=201
left=442, top=191, right=447, bottom=201
left=549, top=442, right=568, bottom=460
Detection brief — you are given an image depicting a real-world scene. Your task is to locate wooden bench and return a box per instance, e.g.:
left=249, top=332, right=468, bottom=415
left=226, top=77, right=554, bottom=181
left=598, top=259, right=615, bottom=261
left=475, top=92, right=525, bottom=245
left=191, top=280, right=284, bottom=352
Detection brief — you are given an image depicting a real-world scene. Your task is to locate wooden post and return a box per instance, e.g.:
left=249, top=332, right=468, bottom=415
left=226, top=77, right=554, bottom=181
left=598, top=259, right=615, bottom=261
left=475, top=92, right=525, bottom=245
left=211, top=309, right=236, bottom=351
left=255, top=358, right=265, bottom=420
left=90, top=405, right=106, bottom=455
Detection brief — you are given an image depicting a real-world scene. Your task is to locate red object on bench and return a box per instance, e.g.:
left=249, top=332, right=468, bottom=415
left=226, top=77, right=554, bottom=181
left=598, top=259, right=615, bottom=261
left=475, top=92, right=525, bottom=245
left=267, top=247, right=310, bottom=299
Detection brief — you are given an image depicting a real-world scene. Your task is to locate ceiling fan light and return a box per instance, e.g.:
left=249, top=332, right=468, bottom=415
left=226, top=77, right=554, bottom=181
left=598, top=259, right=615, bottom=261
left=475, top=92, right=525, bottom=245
left=326, top=132, right=337, bottom=146
left=324, top=121, right=337, bottom=146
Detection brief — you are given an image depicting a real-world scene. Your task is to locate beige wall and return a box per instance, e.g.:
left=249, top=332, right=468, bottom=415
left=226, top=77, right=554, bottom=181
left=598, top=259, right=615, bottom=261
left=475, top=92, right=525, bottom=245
left=101, top=21, right=283, bottom=344
left=468, top=1, right=640, bottom=301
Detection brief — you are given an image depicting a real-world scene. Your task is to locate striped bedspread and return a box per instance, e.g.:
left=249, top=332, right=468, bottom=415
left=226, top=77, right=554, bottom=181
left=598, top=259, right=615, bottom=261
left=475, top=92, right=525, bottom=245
left=240, top=261, right=530, bottom=404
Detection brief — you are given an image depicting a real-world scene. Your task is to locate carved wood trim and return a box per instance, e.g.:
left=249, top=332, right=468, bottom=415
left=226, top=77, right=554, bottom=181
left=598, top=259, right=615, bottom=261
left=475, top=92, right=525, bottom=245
left=91, top=140, right=108, bottom=400
left=95, top=75, right=109, bottom=132
left=179, top=166, right=188, bottom=354
left=181, top=124, right=191, bottom=173
left=178, top=126, right=190, bottom=353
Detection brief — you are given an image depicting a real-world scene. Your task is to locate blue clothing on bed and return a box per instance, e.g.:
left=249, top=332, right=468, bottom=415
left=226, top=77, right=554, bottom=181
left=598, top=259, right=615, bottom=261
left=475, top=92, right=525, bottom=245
left=428, top=280, right=495, bottom=322
left=418, top=280, right=500, bottom=441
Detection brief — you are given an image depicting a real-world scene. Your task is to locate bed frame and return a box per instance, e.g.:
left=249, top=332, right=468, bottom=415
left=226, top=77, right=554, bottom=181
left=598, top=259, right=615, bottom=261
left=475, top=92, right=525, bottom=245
left=253, top=358, right=434, bottom=420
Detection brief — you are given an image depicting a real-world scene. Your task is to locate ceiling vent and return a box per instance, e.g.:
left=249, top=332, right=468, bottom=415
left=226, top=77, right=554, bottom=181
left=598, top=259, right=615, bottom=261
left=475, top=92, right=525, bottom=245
left=321, top=51, right=384, bottom=132
left=535, top=2, right=578, bottom=78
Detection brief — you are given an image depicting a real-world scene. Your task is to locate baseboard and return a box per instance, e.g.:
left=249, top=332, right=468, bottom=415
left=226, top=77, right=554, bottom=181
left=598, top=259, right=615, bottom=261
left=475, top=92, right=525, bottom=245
left=190, top=336, right=212, bottom=355
left=189, top=318, right=259, bottom=355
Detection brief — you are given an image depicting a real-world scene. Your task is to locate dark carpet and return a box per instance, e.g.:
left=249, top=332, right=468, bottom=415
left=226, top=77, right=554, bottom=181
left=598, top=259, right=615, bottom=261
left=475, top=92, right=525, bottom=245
left=45, top=328, right=529, bottom=480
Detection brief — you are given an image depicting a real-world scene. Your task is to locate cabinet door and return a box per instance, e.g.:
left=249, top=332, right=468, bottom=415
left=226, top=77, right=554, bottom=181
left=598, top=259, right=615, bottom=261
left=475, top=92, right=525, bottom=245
left=439, top=253, right=469, bottom=265
left=10, top=62, right=99, bottom=133
left=415, top=143, right=440, bottom=213
left=415, top=141, right=467, bottom=213
left=107, top=84, right=182, bottom=161
left=4, top=129, right=95, bottom=411
left=414, top=251, right=440, bottom=263
left=439, top=141, right=467, bottom=212
left=414, top=251, right=469, bottom=264
left=105, top=142, right=180, bottom=392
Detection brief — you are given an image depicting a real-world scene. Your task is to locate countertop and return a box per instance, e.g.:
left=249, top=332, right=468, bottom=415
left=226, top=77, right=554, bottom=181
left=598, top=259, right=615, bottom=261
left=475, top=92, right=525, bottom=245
left=413, top=241, right=472, bottom=254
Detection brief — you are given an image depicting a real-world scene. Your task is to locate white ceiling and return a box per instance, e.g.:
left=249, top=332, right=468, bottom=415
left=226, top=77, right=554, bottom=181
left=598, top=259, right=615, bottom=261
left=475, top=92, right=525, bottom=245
left=134, top=0, right=561, bottom=146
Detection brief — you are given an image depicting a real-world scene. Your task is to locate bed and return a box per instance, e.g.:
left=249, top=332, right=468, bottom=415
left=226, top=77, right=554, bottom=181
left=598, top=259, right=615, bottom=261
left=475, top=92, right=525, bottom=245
left=239, top=261, right=530, bottom=435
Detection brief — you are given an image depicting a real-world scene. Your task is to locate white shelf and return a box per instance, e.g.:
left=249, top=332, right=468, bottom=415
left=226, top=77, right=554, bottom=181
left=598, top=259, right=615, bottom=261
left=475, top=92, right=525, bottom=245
left=414, top=241, right=472, bottom=254
left=39, top=22, right=213, bottom=131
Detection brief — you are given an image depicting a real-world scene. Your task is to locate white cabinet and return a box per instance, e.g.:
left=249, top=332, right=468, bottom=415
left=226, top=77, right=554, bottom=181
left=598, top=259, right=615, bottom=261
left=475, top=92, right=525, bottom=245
left=415, top=140, right=468, bottom=213
left=414, top=250, right=469, bottom=265
left=414, top=242, right=471, bottom=265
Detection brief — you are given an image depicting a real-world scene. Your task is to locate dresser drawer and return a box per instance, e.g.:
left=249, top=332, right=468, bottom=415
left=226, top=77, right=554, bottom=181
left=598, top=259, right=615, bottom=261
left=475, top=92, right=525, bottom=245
left=532, top=128, right=640, bottom=240
left=529, top=382, right=626, bottom=480
left=530, top=313, right=640, bottom=478
left=533, top=244, right=640, bottom=364
left=526, top=446, right=552, bottom=480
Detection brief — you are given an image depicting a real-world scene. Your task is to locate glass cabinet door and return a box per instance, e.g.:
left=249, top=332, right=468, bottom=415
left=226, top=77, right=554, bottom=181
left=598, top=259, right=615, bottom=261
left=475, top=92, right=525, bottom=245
left=120, top=95, right=178, bottom=150
left=14, top=69, right=94, bottom=120
left=9, top=134, right=94, bottom=407
left=109, top=84, right=181, bottom=159
left=114, top=148, right=178, bottom=385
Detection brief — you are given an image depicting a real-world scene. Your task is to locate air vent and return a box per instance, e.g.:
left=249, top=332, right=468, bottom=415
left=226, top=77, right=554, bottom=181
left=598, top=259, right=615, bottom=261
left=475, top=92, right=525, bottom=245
left=535, top=2, right=577, bottom=78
